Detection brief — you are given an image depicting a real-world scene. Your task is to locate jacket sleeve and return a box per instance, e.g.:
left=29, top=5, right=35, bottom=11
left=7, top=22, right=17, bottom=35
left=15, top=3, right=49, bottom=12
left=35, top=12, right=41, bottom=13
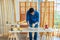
left=36, top=11, right=39, bottom=22
left=26, top=11, right=29, bottom=22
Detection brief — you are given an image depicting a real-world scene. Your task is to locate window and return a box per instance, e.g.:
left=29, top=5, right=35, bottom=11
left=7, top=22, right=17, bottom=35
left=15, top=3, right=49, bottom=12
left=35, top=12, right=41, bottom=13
left=40, top=1, right=54, bottom=28
left=20, top=2, right=37, bottom=28
left=54, top=0, right=60, bottom=29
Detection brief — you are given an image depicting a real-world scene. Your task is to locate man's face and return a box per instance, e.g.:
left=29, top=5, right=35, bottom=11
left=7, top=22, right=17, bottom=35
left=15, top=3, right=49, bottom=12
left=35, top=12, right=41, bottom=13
left=31, top=12, right=34, bottom=15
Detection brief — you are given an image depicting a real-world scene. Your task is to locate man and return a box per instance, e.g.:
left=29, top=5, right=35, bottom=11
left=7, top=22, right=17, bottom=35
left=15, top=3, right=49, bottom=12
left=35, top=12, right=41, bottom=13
left=26, top=8, right=39, bottom=40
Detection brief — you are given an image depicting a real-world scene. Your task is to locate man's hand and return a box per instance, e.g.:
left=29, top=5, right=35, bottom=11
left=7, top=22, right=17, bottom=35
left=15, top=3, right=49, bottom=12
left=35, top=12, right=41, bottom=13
left=27, top=21, right=29, bottom=26
left=32, top=24, right=35, bottom=28
left=32, top=22, right=39, bottom=28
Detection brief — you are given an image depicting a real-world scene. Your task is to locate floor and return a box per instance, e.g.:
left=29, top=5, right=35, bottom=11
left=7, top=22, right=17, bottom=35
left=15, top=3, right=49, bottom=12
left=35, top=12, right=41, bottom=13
left=0, top=34, right=60, bottom=40
left=0, top=36, right=8, bottom=40
left=17, top=33, right=60, bottom=40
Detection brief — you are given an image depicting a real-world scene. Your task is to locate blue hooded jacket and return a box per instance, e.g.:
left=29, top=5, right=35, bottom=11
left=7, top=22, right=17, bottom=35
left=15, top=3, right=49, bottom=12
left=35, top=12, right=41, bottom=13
left=26, top=10, right=39, bottom=24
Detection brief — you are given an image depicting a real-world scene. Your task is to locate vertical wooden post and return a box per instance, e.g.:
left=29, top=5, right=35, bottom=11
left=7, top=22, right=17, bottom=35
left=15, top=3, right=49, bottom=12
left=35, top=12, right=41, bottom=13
left=13, top=0, right=16, bottom=23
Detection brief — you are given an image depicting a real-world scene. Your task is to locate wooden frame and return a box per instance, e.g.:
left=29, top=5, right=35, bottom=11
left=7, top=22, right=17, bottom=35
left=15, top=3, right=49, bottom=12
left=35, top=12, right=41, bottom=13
left=19, top=2, right=37, bottom=28
left=40, top=1, right=54, bottom=28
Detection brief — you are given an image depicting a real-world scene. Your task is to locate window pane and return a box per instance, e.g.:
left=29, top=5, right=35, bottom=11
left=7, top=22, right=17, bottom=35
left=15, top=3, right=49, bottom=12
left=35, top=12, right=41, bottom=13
left=31, top=6, right=37, bottom=10
left=21, top=11, right=25, bottom=14
left=57, top=4, right=60, bottom=11
left=54, top=7, right=57, bottom=11
left=41, top=2, right=45, bottom=6
left=54, top=4, right=57, bottom=7
left=21, top=7, right=25, bottom=11
left=31, top=2, right=37, bottom=6
left=41, top=7, right=45, bottom=12
left=50, top=2, right=54, bottom=6
left=26, top=2, right=30, bottom=6
left=26, top=7, right=30, bottom=12
left=46, top=2, right=50, bottom=6
left=57, top=0, right=60, bottom=3
left=50, top=8, right=54, bottom=12
left=20, top=2, right=25, bottom=6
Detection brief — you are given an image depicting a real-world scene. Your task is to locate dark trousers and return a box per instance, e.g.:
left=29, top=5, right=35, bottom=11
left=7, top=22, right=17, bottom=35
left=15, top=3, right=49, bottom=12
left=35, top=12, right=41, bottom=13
left=29, top=24, right=38, bottom=40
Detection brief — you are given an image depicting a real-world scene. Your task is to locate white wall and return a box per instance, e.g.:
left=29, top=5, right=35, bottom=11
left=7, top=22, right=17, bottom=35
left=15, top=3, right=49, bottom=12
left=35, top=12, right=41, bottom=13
left=0, top=0, right=15, bottom=34
left=14, top=0, right=20, bottom=22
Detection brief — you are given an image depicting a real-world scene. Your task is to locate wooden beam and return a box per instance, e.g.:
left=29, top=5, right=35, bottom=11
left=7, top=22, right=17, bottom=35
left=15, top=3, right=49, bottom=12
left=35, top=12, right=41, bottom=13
left=13, top=0, right=16, bottom=23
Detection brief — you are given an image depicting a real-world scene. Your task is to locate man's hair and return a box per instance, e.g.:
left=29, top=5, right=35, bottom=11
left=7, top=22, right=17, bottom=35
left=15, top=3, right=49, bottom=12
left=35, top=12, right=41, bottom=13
left=29, top=8, right=34, bottom=13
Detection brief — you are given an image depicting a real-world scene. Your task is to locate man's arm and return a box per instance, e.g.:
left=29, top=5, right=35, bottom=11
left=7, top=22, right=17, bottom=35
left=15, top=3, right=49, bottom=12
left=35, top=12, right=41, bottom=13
left=36, top=11, right=39, bottom=25
left=26, top=11, right=29, bottom=25
left=36, top=11, right=39, bottom=22
left=32, top=11, right=39, bottom=27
